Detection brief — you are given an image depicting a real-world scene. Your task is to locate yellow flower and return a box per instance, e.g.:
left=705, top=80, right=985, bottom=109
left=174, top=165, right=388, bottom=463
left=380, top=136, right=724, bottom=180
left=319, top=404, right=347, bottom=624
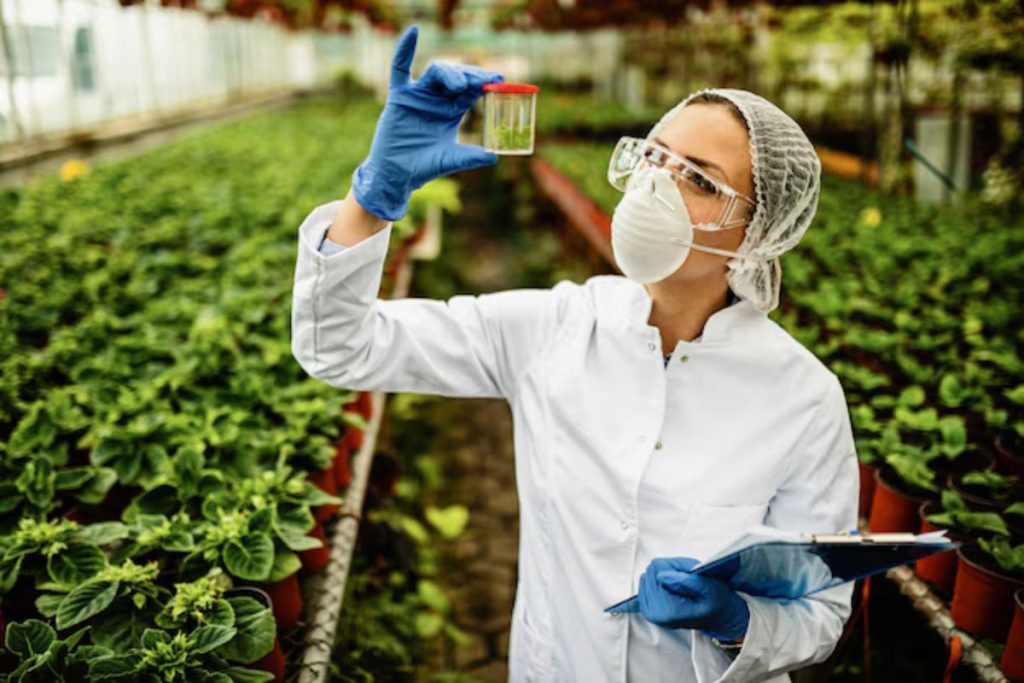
left=59, top=159, right=89, bottom=182
left=859, top=207, right=882, bottom=227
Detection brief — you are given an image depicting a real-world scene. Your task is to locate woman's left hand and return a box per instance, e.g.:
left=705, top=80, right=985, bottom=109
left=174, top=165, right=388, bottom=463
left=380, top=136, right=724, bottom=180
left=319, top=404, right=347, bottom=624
left=637, top=557, right=750, bottom=642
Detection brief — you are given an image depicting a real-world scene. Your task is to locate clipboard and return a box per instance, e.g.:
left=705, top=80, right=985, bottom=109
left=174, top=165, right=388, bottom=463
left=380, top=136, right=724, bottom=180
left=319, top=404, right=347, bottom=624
left=605, top=527, right=957, bottom=614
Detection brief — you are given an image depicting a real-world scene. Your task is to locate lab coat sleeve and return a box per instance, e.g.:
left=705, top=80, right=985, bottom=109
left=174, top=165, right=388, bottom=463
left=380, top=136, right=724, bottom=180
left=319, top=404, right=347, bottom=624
left=690, top=373, right=859, bottom=683
left=291, top=200, right=568, bottom=400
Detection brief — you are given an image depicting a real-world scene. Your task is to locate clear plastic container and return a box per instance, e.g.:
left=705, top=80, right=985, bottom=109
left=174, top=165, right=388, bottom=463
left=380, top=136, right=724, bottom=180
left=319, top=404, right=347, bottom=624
left=482, top=83, right=540, bottom=155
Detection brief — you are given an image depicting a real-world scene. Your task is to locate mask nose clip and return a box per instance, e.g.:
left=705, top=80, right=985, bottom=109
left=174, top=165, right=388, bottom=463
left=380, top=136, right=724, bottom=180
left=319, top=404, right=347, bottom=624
left=645, top=170, right=676, bottom=212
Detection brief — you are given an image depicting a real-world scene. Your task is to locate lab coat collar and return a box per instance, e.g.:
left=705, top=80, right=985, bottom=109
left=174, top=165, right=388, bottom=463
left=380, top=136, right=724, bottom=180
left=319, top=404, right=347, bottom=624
left=621, top=277, right=767, bottom=345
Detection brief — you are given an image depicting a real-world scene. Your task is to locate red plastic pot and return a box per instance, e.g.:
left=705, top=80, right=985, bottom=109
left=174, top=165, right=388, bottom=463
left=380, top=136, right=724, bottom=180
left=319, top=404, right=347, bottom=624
left=355, top=391, right=373, bottom=420
left=1002, top=590, right=1024, bottom=682
left=259, top=573, right=303, bottom=630
left=299, top=520, right=330, bottom=574
left=915, top=502, right=961, bottom=595
left=309, top=466, right=339, bottom=523
left=950, top=545, right=1024, bottom=640
left=346, top=422, right=365, bottom=452
left=858, top=461, right=877, bottom=518
left=255, top=637, right=286, bottom=683
left=333, top=439, right=353, bottom=490
left=995, top=433, right=1024, bottom=478
left=868, top=468, right=934, bottom=532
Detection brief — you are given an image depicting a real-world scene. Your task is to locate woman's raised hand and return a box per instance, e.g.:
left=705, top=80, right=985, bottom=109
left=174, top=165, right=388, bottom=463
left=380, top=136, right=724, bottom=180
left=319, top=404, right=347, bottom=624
left=351, top=25, right=504, bottom=222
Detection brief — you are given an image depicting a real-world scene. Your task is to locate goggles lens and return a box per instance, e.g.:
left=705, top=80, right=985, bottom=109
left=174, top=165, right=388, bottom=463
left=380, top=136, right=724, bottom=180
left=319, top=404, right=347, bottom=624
left=608, top=136, right=754, bottom=230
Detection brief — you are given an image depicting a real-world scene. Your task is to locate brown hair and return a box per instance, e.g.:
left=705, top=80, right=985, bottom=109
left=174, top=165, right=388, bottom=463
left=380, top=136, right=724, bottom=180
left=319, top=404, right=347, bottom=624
left=686, top=92, right=749, bottom=132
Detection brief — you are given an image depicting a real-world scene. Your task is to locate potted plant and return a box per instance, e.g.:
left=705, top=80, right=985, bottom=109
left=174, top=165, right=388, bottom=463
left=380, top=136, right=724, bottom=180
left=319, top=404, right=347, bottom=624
left=1, top=619, right=96, bottom=681
left=950, top=536, right=1024, bottom=640
left=870, top=447, right=939, bottom=532
left=917, top=490, right=1009, bottom=595
left=947, top=469, right=1022, bottom=513
left=1002, top=588, right=1024, bottom=683
left=154, top=570, right=282, bottom=682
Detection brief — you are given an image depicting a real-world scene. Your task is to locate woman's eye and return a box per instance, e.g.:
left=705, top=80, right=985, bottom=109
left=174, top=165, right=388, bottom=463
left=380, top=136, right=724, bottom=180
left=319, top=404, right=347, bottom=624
left=683, top=168, right=717, bottom=195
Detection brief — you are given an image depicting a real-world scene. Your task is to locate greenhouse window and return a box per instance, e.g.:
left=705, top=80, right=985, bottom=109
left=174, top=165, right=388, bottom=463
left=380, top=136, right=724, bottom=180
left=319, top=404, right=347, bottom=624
left=71, top=27, right=95, bottom=92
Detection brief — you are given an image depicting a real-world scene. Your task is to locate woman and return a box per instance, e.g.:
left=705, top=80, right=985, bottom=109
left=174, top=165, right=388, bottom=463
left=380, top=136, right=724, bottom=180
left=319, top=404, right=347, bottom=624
left=292, top=25, right=858, bottom=683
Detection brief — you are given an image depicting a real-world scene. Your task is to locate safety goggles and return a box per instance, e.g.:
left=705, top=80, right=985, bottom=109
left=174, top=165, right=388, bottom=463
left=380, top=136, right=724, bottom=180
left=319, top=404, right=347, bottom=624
left=607, top=136, right=756, bottom=230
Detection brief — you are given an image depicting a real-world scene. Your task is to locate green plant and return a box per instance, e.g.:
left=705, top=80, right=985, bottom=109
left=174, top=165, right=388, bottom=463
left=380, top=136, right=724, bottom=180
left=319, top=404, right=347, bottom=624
left=961, top=470, right=1020, bottom=502
left=926, top=490, right=1009, bottom=537
left=978, top=536, right=1024, bottom=576
left=0, top=518, right=126, bottom=594
left=2, top=620, right=98, bottom=682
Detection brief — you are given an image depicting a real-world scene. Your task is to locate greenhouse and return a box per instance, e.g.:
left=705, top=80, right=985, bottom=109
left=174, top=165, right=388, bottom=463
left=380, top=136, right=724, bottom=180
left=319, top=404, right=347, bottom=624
left=0, top=0, right=1022, bottom=682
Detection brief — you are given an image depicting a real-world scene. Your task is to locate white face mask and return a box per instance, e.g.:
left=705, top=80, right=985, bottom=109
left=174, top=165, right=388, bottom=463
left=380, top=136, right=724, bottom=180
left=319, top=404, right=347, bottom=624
left=610, top=167, right=761, bottom=284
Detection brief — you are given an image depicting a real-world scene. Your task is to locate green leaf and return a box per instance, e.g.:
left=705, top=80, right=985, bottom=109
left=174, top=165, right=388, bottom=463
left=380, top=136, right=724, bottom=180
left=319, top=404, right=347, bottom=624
left=55, top=467, right=95, bottom=491
left=88, top=653, right=140, bottom=679
left=56, top=580, right=119, bottom=630
left=1005, top=502, right=1024, bottom=518
left=47, top=543, right=106, bottom=585
left=265, top=549, right=301, bottom=583
left=5, top=619, right=56, bottom=658
left=75, top=522, right=129, bottom=546
left=91, top=603, right=155, bottom=650
left=222, top=535, right=274, bottom=582
left=224, top=667, right=276, bottom=683
left=417, top=580, right=450, bottom=613
left=897, top=386, right=926, bottom=407
left=191, top=624, right=237, bottom=654
left=414, top=611, right=443, bottom=638
left=74, top=468, right=118, bottom=505
left=220, top=596, right=275, bottom=664
left=425, top=505, right=469, bottom=540
left=938, top=374, right=966, bottom=407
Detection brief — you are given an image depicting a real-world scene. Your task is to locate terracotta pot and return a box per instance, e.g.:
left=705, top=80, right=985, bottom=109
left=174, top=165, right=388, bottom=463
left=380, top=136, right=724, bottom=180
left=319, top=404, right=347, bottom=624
left=299, top=520, right=330, bottom=574
left=947, top=471, right=1024, bottom=514
left=1002, top=589, right=1024, bottom=682
left=995, top=432, right=1024, bottom=478
left=309, top=466, right=339, bottom=523
left=259, top=573, right=303, bottom=630
left=915, top=502, right=961, bottom=595
left=868, top=468, right=934, bottom=532
left=333, top=439, right=353, bottom=490
left=224, top=587, right=285, bottom=682
left=950, top=544, right=1024, bottom=640
left=858, top=460, right=877, bottom=518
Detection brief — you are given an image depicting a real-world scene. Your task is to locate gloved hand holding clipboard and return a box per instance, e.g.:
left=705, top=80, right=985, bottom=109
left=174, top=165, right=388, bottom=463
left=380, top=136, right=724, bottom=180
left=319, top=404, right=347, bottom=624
left=606, top=525, right=957, bottom=614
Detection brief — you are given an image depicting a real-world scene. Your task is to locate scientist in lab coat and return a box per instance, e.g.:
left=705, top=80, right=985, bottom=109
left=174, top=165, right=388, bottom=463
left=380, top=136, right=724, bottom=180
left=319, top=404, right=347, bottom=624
left=291, top=25, right=858, bottom=683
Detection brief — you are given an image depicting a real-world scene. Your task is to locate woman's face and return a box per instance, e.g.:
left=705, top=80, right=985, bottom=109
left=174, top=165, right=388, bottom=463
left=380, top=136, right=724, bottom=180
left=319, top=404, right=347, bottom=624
left=652, top=102, right=755, bottom=283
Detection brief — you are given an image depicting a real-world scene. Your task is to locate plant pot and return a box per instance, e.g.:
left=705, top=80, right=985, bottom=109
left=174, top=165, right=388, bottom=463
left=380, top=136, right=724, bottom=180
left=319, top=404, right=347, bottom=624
left=995, top=432, right=1024, bottom=478
left=299, top=520, right=330, bottom=574
left=868, top=468, right=934, bottom=532
left=345, top=423, right=364, bottom=453
left=224, top=587, right=285, bottom=683
left=946, top=472, right=1024, bottom=514
left=355, top=390, right=373, bottom=421
left=259, top=573, right=303, bottom=630
left=915, top=502, right=962, bottom=596
left=858, top=460, right=877, bottom=518
left=333, top=439, right=353, bottom=490
left=950, top=544, right=1024, bottom=640
left=309, top=466, right=339, bottom=523
left=1002, top=589, right=1024, bottom=683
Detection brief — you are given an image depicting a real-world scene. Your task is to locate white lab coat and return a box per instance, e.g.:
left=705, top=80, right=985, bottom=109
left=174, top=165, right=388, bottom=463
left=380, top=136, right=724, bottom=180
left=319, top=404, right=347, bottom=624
left=291, top=201, right=859, bottom=683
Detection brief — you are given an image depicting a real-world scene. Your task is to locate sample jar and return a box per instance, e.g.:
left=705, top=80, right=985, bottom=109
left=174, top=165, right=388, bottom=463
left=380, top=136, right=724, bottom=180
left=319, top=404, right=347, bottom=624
left=481, top=83, right=540, bottom=155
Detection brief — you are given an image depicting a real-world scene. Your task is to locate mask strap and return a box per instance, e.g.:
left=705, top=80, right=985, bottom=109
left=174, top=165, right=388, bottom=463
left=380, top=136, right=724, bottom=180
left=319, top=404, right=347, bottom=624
left=669, top=238, right=767, bottom=263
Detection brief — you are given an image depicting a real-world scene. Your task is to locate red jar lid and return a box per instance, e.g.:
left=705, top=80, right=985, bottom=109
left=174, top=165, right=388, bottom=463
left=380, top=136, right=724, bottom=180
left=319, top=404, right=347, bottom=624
left=482, top=83, right=540, bottom=94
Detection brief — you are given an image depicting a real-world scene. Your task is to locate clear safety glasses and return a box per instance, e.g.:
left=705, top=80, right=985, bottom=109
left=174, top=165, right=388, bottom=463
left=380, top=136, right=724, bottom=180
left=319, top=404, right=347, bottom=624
left=607, top=136, right=756, bottom=230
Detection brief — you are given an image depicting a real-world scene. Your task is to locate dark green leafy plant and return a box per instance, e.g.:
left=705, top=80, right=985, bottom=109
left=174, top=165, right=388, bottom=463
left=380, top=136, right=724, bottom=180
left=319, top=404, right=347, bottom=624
left=0, top=518, right=126, bottom=594
left=978, top=536, right=1024, bottom=577
left=925, top=490, right=1009, bottom=537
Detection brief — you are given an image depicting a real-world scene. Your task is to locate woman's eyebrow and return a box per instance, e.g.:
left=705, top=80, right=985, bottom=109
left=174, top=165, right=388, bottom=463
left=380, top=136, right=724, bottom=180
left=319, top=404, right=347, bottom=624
left=652, top=136, right=731, bottom=184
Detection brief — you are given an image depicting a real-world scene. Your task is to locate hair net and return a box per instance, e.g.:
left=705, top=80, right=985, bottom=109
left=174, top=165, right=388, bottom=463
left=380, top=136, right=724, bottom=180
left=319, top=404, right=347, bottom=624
left=646, top=88, right=821, bottom=313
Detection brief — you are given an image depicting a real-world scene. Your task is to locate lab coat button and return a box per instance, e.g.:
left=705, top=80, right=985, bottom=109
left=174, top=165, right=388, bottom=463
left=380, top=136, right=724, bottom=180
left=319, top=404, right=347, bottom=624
left=620, top=520, right=630, bottom=530
left=647, top=342, right=656, bottom=351
left=654, top=441, right=663, bottom=450
left=680, top=355, right=689, bottom=363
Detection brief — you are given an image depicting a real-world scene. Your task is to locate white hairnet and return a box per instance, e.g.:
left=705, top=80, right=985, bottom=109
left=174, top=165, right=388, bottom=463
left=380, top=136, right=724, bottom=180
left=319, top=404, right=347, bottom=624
left=646, top=88, right=822, bottom=313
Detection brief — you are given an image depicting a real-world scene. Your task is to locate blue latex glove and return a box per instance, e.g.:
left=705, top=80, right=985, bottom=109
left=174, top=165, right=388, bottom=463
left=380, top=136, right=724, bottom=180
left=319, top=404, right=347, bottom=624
left=351, top=25, right=504, bottom=221
left=637, top=556, right=750, bottom=642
